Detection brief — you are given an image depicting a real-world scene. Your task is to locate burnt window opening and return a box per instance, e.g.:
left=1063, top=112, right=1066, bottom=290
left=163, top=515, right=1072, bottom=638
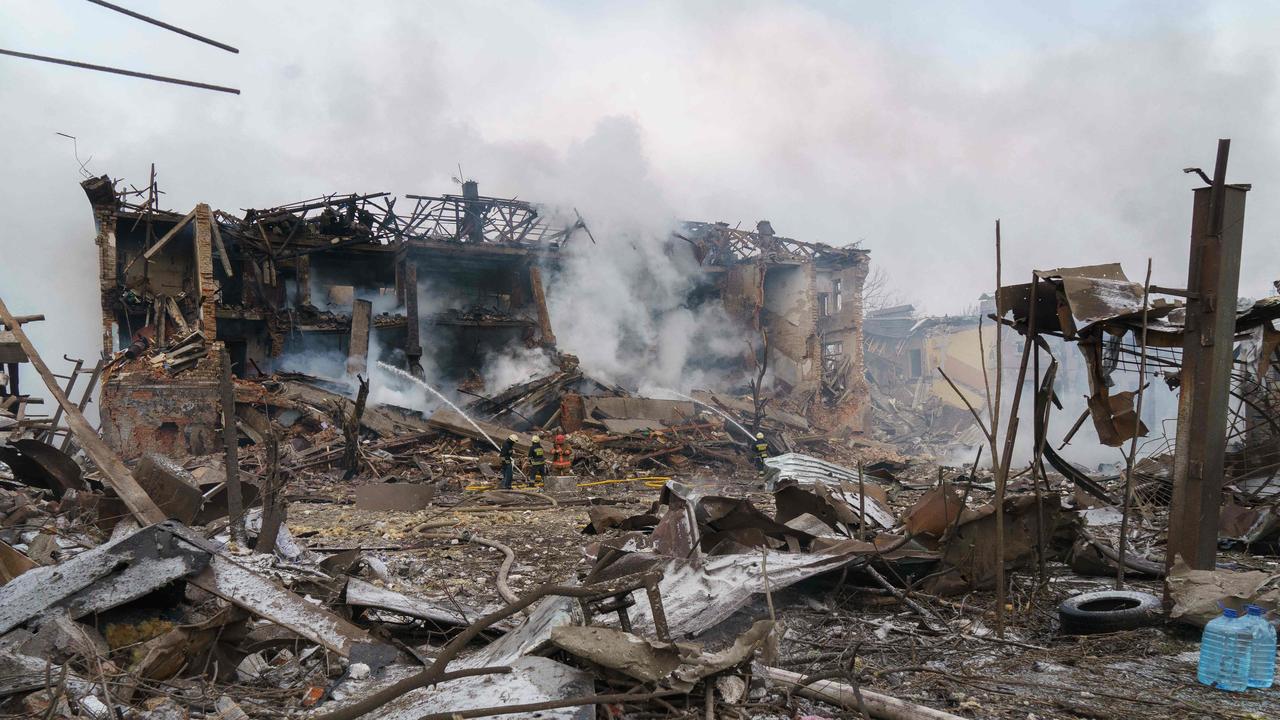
left=818, top=293, right=830, bottom=317
left=834, top=278, right=843, bottom=312
left=155, top=422, right=180, bottom=445
left=909, top=348, right=923, bottom=378
left=821, top=341, right=843, bottom=373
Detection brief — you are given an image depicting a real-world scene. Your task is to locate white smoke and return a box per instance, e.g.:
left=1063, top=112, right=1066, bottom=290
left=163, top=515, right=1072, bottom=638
left=480, top=345, right=556, bottom=395
left=274, top=116, right=758, bottom=406
left=522, top=117, right=751, bottom=394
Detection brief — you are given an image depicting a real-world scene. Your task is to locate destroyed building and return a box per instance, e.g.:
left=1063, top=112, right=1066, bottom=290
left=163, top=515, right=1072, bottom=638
left=6, top=140, right=1280, bottom=720
left=83, top=174, right=870, bottom=460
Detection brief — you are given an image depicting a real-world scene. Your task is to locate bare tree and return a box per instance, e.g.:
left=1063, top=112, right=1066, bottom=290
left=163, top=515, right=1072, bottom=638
left=748, top=329, right=770, bottom=435
left=340, top=375, right=370, bottom=480
left=862, top=266, right=908, bottom=313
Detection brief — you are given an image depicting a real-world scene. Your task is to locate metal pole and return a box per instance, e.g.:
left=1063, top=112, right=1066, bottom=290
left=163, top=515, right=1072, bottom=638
left=1167, top=139, right=1247, bottom=570
left=219, top=346, right=246, bottom=544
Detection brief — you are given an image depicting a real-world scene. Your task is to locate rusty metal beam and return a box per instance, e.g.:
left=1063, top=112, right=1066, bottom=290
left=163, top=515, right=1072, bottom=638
left=1168, top=139, right=1247, bottom=570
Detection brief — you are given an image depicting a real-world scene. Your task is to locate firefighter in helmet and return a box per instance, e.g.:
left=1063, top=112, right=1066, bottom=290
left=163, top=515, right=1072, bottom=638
left=551, top=433, right=573, bottom=474
left=753, top=432, right=770, bottom=481
left=527, top=435, right=547, bottom=486
left=499, top=433, right=518, bottom=489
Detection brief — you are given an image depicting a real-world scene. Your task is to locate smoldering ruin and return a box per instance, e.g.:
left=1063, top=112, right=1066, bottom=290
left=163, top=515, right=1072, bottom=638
left=3, top=7, right=1280, bottom=720
left=3, top=143, right=1278, bottom=719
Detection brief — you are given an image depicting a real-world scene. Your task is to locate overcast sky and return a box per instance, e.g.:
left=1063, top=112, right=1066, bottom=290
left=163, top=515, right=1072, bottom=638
left=2, top=1, right=1278, bottom=377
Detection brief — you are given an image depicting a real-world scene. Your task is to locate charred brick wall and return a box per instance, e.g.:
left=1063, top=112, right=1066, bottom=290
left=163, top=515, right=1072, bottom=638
left=100, top=351, right=223, bottom=462
left=813, top=255, right=871, bottom=433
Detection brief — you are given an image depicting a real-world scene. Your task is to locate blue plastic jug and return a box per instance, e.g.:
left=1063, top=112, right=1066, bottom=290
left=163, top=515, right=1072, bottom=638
left=1198, top=607, right=1253, bottom=691
left=1244, top=604, right=1276, bottom=689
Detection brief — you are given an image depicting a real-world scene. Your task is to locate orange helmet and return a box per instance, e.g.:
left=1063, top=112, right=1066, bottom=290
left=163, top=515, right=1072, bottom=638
left=555, top=434, right=566, bottom=443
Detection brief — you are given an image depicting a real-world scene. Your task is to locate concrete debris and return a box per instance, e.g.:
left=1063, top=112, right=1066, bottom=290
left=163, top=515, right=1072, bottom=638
left=0, top=152, right=1276, bottom=719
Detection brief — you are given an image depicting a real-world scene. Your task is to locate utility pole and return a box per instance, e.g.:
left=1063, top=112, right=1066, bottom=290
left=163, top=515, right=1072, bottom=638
left=1167, top=139, right=1248, bottom=570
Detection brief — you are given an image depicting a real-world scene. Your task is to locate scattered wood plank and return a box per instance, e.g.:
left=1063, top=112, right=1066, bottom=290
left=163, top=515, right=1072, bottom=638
left=0, top=296, right=165, bottom=525
left=756, top=664, right=966, bottom=720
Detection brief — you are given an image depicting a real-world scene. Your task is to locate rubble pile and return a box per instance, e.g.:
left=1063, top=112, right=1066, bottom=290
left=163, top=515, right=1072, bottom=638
left=0, top=354, right=1278, bottom=719
left=0, top=146, right=1278, bottom=718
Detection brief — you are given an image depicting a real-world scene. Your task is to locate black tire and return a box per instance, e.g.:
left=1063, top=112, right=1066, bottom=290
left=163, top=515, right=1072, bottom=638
left=1058, top=590, right=1163, bottom=634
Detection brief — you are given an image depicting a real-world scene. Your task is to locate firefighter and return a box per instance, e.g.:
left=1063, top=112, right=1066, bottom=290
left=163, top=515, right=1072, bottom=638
left=753, top=432, right=770, bottom=481
left=551, top=434, right=573, bottom=474
left=499, top=433, right=517, bottom=490
left=527, top=434, right=547, bottom=486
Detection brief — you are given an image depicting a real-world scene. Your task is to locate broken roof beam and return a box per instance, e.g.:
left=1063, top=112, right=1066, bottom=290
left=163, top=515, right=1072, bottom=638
left=243, top=191, right=392, bottom=221
left=402, top=190, right=578, bottom=247
left=140, top=206, right=197, bottom=260
left=209, top=217, right=234, bottom=276
left=1, top=315, right=43, bottom=329
left=0, top=297, right=166, bottom=524
left=679, top=221, right=866, bottom=266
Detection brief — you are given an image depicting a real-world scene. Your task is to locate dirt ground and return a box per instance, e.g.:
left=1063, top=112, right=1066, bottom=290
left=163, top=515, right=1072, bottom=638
left=277, top=467, right=1278, bottom=720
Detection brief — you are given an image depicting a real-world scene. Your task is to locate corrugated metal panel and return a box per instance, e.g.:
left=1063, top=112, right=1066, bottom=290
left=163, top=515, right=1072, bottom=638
left=763, top=452, right=896, bottom=528
left=764, top=452, right=860, bottom=487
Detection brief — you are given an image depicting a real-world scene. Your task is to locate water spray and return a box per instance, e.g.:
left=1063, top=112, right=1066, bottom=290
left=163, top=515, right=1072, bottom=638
left=376, top=361, right=533, bottom=483
left=377, top=361, right=502, bottom=452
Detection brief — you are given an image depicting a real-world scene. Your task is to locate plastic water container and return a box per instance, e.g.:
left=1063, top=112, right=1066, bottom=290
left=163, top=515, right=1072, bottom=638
left=1198, top=607, right=1253, bottom=691
left=1245, top=604, right=1276, bottom=689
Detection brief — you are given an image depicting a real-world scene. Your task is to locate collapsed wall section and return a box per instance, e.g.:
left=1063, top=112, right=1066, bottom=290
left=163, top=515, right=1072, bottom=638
left=762, top=263, right=819, bottom=393
left=701, top=221, right=871, bottom=435
left=100, top=347, right=223, bottom=462
left=813, top=253, right=871, bottom=433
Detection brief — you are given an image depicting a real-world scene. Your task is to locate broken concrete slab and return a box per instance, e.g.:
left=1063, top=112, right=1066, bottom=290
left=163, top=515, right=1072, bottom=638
left=0, top=522, right=209, bottom=635
left=345, top=655, right=595, bottom=720
left=693, top=391, right=811, bottom=431
left=598, top=418, right=669, bottom=434
left=428, top=408, right=529, bottom=453
left=585, top=397, right=696, bottom=422
left=0, top=519, right=389, bottom=660
left=550, top=619, right=775, bottom=689
left=543, top=475, right=578, bottom=494
left=550, top=624, right=686, bottom=682
left=355, top=482, right=436, bottom=512
left=133, top=453, right=204, bottom=523
left=345, top=577, right=483, bottom=627
left=0, top=646, right=95, bottom=699
left=183, top=539, right=386, bottom=659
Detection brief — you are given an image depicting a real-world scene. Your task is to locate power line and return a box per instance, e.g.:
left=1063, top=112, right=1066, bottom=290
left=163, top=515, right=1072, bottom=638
left=83, top=0, right=238, bottom=54
left=0, top=48, right=240, bottom=95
